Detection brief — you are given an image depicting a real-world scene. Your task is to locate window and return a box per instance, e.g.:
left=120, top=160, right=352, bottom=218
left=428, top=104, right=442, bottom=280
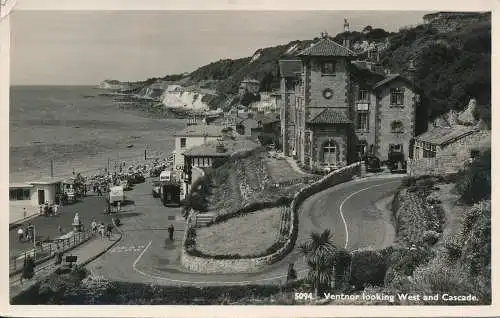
left=321, top=61, right=336, bottom=74
left=390, top=144, right=403, bottom=153
left=357, top=112, right=369, bottom=131
left=323, top=140, right=338, bottom=164
left=9, top=188, right=30, bottom=201
left=391, top=121, right=404, bottom=133
left=422, top=142, right=436, bottom=158
left=390, top=88, right=405, bottom=106
left=180, top=138, right=186, bottom=148
left=358, top=90, right=369, bottom=101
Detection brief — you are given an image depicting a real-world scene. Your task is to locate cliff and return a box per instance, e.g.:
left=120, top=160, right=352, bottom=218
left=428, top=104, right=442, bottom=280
left=161, top=86, right=211, bottom=111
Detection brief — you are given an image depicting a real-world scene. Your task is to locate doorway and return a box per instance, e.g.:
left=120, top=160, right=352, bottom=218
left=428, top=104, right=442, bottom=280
left=38, top=189, right=45, bottom=205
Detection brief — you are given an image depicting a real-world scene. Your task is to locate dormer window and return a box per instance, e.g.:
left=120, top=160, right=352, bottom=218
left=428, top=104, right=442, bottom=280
left=321, top=61, right=336, bottom=75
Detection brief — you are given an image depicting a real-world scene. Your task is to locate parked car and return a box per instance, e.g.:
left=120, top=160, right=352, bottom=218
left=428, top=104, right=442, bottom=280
left=387, top=152, right=407, bottom=172
left=364, top=155, right=381, bottom=172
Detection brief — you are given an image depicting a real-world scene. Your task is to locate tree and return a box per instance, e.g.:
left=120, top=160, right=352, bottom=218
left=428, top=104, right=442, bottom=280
left=362, top=25, right=373, bottom=33
left=299, top=229, right=336, bottom=297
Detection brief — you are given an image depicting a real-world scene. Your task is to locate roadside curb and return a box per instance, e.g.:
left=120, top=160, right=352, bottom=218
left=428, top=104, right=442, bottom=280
left=81, top=218, right=123, bottom=267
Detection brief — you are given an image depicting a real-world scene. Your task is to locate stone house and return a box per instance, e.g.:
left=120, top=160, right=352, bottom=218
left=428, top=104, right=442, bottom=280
left=409, top=125, right=490, bottom=176
left=238, top=78, right=260, bottom=96
left=279, top=32, right=419, bottom=169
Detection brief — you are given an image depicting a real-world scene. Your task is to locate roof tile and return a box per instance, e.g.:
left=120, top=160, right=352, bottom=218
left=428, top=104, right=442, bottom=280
left=415, top=126, right=478, bottom=145
left=307, top=109, right=352, bottom=124
left=297, top=38, right=357, bottom=57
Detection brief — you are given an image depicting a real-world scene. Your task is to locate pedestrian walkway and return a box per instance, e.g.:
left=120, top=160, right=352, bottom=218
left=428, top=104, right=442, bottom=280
left=9, top=232, right=121, bottom=299
left=282, top=156, right=308, bottom=175
left=9, top=196, right=113, bottom=257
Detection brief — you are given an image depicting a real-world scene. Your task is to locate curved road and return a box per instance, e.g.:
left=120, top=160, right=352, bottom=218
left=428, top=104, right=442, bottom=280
left=87, top=176, right=402, bottom=286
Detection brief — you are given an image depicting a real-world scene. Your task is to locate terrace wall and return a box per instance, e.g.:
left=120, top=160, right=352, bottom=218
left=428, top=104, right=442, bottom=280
left=180, top=162, right=362, bottom=273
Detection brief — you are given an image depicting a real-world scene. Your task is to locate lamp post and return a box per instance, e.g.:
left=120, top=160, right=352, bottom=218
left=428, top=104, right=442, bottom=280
left=32, top=224, right=36, bottom=260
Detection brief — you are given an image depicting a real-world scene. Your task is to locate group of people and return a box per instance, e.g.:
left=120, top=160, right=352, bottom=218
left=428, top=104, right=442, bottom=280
left=40, top=201, right=61, bottom=217
left=17, top=223, right=35, bottom=243
left=91, top=219, right=114, bottom=239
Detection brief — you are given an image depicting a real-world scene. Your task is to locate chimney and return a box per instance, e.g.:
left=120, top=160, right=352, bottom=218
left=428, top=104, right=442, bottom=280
left=343, top=18, right=350, bottom=48
left=222, top=127, right=234, bottom=140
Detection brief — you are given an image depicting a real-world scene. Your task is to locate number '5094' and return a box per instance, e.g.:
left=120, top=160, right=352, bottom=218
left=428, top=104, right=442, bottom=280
left=294, top=292, right=313, bottom=300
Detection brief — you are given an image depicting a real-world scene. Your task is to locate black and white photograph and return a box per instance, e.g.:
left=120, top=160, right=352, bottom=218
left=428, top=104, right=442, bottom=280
left=2, top=0, right=494, bottom=314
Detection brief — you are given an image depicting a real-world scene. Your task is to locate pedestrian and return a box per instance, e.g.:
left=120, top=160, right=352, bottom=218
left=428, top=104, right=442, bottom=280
left=98, top=223, right=105, bottom=239
left=17, top=227, right=24, bottom=242
left=53, top=203, right=58, bottom=216
left=23, top=208, right=27, bottom=219
left=117, top=201, right=121, bottom=213
left=106, top=223, right=113, bottom=239
left=168, top=224, right=175, bottom=241
left=91, top=219, right=97, bottom=234
left=58, top=225, right=63, bottom=235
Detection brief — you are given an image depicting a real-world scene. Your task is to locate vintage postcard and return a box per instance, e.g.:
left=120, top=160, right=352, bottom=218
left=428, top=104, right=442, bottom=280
left=1, top=0, right=496, bottom=317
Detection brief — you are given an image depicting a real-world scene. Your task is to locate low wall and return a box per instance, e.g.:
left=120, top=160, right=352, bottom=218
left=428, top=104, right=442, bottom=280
left=181, top=162, right=361, bottom=273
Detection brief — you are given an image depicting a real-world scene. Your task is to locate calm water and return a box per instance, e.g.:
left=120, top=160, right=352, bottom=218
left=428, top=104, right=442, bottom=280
left=9, top=86, right=186, bottom=183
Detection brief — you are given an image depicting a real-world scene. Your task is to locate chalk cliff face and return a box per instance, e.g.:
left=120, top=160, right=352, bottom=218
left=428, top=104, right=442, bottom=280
left=161, top=86, right=210, bottom=111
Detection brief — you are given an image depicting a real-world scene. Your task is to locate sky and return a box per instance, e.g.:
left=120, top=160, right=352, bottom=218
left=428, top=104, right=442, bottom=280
left=10, top=10, right=432, bottom=85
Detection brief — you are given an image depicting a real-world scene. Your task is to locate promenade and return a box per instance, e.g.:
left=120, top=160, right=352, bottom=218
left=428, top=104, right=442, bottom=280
left=9, top=193, right=114, bottom=257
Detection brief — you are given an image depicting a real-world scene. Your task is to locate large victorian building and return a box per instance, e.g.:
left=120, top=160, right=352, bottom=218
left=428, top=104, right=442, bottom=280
left=280, top=31, right=419, bottom=168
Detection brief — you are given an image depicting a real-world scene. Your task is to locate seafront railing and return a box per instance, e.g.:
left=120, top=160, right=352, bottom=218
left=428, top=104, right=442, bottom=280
left=9, top=230, right=95, bottom=276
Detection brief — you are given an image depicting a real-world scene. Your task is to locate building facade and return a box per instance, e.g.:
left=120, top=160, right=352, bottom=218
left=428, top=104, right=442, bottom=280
left=280, top=32, right=419, bottom=168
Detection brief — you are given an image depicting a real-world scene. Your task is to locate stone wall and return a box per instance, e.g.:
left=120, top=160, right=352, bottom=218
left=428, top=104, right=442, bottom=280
left=180, top=162, right=361, bottom=273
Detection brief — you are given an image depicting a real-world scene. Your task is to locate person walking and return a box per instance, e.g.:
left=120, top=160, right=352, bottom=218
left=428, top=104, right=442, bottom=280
left=106, top=223, right=113, bottom=240
left=91, top=219, right=97, bottom=234
left=98, top=223, right=105, bottom=239
left=23, top=208, right=27, bottom=219
left=168, top=224, right=175, bottom=241
left=53, top=203, right=59, bottom=216
left=17, top=227, right=24, bottom=242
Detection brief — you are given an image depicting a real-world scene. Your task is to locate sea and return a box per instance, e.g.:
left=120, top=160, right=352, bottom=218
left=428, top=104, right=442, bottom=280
left=9, top=86, right=187, bottom=183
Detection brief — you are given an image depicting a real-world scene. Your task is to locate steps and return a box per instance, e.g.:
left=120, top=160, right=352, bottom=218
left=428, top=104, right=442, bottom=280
left=195, top=213, right=216, bottom=227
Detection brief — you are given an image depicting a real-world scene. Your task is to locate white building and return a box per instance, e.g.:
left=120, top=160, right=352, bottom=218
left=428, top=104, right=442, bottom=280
left=9, top=177, right=65, bottom=223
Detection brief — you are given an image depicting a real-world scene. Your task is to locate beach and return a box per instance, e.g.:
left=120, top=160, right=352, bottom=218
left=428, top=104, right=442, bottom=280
left=9, top=86, right=187, bottom=183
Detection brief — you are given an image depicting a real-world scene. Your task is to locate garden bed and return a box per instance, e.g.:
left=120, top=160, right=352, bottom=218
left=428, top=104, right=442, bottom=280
left=195, top=207, right=284, bottom=256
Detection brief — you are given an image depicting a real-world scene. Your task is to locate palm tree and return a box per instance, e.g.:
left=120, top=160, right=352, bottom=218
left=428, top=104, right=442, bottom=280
left=299, top=229, right=336, bottom=297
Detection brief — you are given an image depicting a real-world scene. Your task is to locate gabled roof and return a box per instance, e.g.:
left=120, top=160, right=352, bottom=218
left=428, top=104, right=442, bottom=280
left=415, top=126, right=478, bottom=145
left=297, top=38, right=357, bottom=58
left=372, top=74, right=413, bottom=89
left=279, top=60, right=302, bottom=77
left=307, top=109, right=352, bottom=124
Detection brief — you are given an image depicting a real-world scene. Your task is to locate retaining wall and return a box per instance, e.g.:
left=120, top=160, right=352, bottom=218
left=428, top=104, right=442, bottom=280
left=181, top=162, right=361, bottom=273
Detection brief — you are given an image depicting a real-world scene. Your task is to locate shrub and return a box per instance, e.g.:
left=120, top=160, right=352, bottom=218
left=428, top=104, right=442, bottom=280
left=455, top=149, right=491, bottom=204
left=444, top=234, right=463, bottom=260
left=422, top=230, right=440, bottom=245
left=349, top=249, right=387, bottom=290
left=22, top=257, right=35, bottom=280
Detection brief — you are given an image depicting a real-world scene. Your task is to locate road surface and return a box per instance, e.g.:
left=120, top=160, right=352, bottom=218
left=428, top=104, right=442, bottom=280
left=87, top=176, right=402, bottom=285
